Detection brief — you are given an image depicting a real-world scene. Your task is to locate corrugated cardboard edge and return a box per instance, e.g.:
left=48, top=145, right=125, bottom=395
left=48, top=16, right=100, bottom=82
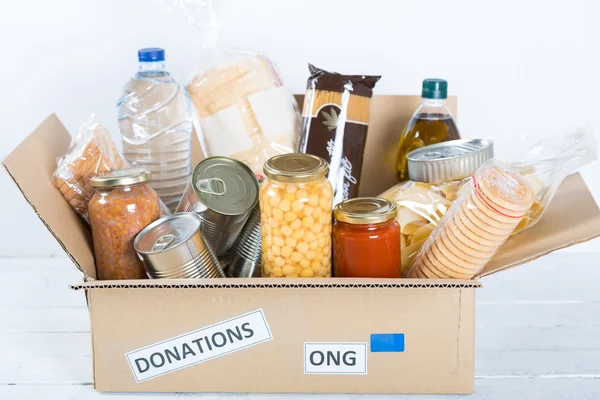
left=71, top=278, right=481, bottom=290
left=2, top=160, right=86, bottom=275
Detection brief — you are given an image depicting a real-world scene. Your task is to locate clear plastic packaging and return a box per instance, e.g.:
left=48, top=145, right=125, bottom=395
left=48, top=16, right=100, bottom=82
left=178, top=0, right=301, bottom=175
left=53, top=115, right=128, bottom=222
left=406, top=159, right=534, bottom=279
left=507, top=123, right=597, bottom=233
left=379, top=178, right=470, bottom=272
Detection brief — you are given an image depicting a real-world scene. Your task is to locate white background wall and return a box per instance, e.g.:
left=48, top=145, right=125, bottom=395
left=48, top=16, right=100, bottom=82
left=1, top=0, right=599, bottom=256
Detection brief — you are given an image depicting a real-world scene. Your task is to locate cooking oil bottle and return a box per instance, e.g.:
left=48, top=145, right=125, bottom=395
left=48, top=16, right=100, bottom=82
left=395, top=79, right=460, bottom=182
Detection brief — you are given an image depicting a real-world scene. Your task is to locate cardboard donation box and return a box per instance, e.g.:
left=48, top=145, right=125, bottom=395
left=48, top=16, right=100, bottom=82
left=4, top=96, right=600, bottom=394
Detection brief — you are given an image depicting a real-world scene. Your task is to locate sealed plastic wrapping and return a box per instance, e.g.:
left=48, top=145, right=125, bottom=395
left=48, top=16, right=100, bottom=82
left=507, top=123, right=597, bottom=233
left=179, top=1, right=301, bottom=175
left=299, top=64, right=381, bottom=205
left=406, top=159, right=534, bottom=279
left=379, top=139, right=493, bottom=272
left=53, top=115, right=128, bottom=222
left=379, top=178, right=470, bottom=272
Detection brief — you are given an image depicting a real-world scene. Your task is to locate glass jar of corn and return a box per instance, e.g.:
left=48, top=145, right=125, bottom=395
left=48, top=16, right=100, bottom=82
left=260, top=154, right=333, bottom=278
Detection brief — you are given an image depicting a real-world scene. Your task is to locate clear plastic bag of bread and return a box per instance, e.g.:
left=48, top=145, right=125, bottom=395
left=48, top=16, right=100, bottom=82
left=172, top=0, right=301, bottom=175
left=506, top=122, right=597, bottom=234
left=406, top=159, right=535, bottom=280
left=53, top=115, right=129, bottom=222
left=379, top=178, right=471, bottom=273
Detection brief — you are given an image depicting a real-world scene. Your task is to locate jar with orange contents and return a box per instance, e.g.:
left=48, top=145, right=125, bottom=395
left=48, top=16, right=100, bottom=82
left=260, top=154, right=333, bottom=278
left=333, top=197, right=401, bottom=278
left=89, top=169, right=160, bottom=280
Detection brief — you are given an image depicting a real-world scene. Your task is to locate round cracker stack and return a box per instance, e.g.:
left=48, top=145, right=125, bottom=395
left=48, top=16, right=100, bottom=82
left=407, top=163, right=534, bottom=279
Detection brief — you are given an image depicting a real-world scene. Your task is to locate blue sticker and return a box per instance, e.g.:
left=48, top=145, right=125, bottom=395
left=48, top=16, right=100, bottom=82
left=370, top=333, right=405, bottom=352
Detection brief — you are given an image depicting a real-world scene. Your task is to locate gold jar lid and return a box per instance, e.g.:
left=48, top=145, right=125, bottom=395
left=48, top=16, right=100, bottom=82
left=90, top=168, right=150, bottom=188
left=263, top=154, right=328, bottom=183
left=334, top=197, right=398, bottom=224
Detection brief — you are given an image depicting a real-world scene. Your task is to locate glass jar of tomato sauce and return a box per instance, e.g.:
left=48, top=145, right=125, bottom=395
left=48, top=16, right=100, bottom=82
left=89, top=169, right=160, bottom=280
left=333, top=197, right=401, bottom=278
left=260, top=154, right=333, bottom=278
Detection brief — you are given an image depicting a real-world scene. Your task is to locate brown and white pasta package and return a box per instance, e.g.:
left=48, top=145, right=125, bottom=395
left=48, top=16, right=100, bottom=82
left=406, top=159, right=534, bottom=279
left=299, top=64, right=380, bottom=205
left=188, top=54, right=301, bottom=176
left=53, top=115, right=128, bottom=222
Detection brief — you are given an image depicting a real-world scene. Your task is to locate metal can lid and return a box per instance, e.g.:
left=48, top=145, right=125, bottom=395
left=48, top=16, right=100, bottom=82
left=192, top=157, right=259, bottom=216
left=334, top=197, right=397, bottom=225
left=407, top=139, right=494, bottom=183
left=263, top=154, right=328, bottom=183
left=90, top=168, right=150, bottom=188
left=134, top=213, right=201, bottom=254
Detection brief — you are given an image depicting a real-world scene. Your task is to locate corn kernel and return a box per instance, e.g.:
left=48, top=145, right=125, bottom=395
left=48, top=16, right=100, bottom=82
left=290, top=251, right=302, bottom=263
left=280, top=225, right=293, bottom=237
left=279, top=199, right=291, bottom=212
left=297, top=241, right=309, bottom=254
left=273, top=208, right=283, bottom=220
left=274, top=257, right=285, bottom=267
left=303, top=216, right=315, bottom=228
left=291, top=228, right=305, bottom=240
left=290, top=219, right=302, bottom=230
left=308, top=194, right=319, bottom=207
left=272, top=267, right=283, bottom=277
left=291, top=200, right=304, bottom=213
left=284, top=211, right=297, bottom=222
left=301, top=269, right=314, bottom=277
left=285, top=237, right=297, bottom=248
left=272, top=245, right=281, bottom=256
left=273, top=237, right=285, bottom=247
left=282, top=265, right=296, bottom=276
left=282, top=246, right=293, bottom=258
left=302, top=205, right=314, bottom=217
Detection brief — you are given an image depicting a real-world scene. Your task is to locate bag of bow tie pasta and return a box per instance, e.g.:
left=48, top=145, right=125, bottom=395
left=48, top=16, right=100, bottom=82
left=172, top=0, right=301, bottom=176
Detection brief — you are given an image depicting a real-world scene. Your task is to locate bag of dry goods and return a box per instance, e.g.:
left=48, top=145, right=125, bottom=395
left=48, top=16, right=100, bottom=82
left=406, top=159, right=534, bottom=280
left=53, top=115, right=128, bottom=222
left=299, top=64, right=381, bottom=206
left=379, top=139, right=493, bottom=272
left=175, top=0, right=301, bottom=176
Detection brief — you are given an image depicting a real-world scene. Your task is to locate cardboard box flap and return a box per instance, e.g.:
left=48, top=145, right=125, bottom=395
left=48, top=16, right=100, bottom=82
left=71, top=277, right=481, bottom=290
left=2, top=114, right=96, bottom=278
left=480, top=172, right=600, bottom=277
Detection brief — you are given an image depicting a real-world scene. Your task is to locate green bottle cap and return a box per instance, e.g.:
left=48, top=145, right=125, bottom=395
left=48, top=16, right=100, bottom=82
left=422, top=79, right=448, bottom=99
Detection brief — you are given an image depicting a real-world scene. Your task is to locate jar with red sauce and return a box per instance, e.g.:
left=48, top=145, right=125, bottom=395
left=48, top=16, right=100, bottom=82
left=333, top=197, right=401, bottom=278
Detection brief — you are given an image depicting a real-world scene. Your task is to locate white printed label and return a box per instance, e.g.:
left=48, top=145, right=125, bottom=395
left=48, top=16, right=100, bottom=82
left=199, top=105, right=254, bottom=156
left=248, top=86, right=299, bottom=138
left=304, top=342, right=367, bottom=375
left=126, top=310, right=272, bottom=382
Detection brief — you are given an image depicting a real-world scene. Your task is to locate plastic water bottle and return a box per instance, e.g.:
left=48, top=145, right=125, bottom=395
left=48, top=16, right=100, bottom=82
left=117, top=48, right=193, bottom=211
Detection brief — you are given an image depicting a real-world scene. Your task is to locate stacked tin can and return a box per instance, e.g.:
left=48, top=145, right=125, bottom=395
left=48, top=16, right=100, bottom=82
left=134, top=213, right=225, bottom=279
left=176, top=157, right=259, bottom=257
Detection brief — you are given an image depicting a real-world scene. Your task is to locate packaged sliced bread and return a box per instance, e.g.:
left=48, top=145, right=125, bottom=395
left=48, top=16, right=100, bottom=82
left=188, top=54, right=301, bottom=175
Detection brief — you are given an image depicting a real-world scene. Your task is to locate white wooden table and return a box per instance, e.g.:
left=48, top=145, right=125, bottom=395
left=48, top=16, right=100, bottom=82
left=1, top=252, right=599, bottom=399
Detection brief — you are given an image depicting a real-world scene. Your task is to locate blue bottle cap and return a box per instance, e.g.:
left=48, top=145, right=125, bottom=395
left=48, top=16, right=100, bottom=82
left=138, top=48, right=165, bottom=62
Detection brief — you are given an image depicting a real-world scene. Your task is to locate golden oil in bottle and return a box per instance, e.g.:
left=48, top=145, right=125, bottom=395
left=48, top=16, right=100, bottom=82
left=395, top=79, right=460, bottom=182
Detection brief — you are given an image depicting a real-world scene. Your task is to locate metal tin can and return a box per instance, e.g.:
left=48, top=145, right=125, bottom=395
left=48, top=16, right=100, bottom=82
left=176, top=157, right=259, bottom=257
left=134, top=213, right=225, bottom=279
left=228, top=200, right=262, bottom=278
left=407, top=139, right=494, bottom=183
